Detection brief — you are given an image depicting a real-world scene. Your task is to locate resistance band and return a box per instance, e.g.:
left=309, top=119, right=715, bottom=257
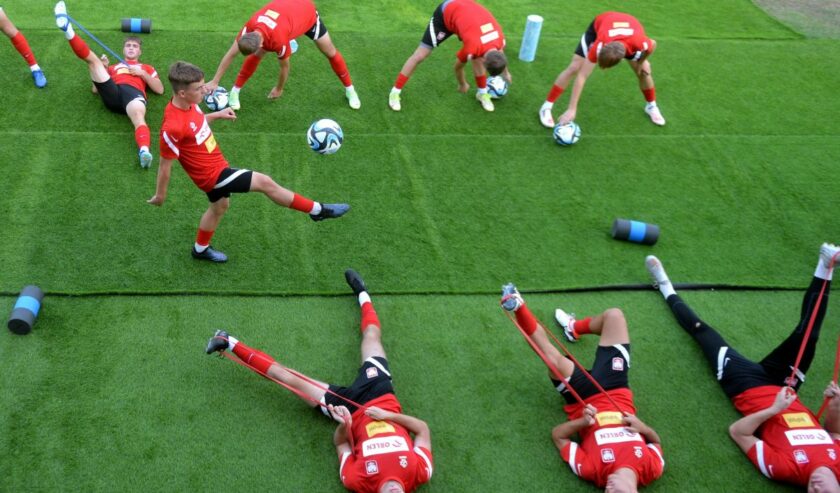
left=57, top=13, right=126, bottom=64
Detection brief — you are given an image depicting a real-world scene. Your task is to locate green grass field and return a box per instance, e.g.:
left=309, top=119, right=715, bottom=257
left=1, top=0, right=838, bottom=491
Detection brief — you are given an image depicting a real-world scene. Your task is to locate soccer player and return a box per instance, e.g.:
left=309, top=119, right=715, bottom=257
left=501, top=284, right=665, bottom=491
left=388, top=0, right=510, bottom=113
left=1, top=7, right=46, bottom=88
left=54, top=2, right=163, bottom=169
left=147, top=61, right=349, bottom=263
left=205, top=269, right=434, bottom=493
left=207, top=0, right=360, bottom=111
left=538, top=11, right=665, bottom=129
left=645, top=244, right=840, bottom=490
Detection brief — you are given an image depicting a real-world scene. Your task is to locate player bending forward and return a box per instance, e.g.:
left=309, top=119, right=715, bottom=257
left=501, top=284, right=665, bottom=492
left=207, top=0, right=360, bottom=111
left=147, top=61, right=349, bottom=263
left=388, top=0, right=510, bottom=113
left=646, top=244, right=840, bottom=491
left=55, top=2, right=164, bottom=168
left=206, top=270, right=433, bottom=493
left=538, top=12, right=665, bottom=129
left=1, top=7, right=47, bottom=87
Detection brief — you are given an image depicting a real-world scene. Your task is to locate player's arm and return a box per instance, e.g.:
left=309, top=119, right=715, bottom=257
left=269, top=56, right=291, bottom=99
left=209, top=38, right=241, bottom=90
left=822, top=382, right=840, bottom=439
left=558, top=59, right=596, bottom=124
left=622, top=414, right=661, bottom=445
left=729, top=386, right=796, bottom=453
left=328, top=405, right=353, bottom=456
left=364, top=406, right=432, bottom=451
left=147, top=157, right=173, bottom=206
left=129, top=65, right=165, bottom=95
left=552, top=404, right=596, bottom=451
left=206, top=107, right=237, bottom=123
left=453, top=58, right=469, bottom=93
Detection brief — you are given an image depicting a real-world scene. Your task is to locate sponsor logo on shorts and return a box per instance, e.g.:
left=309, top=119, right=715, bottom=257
left=785, top=429, right=833, bottom=447
left=366, top=367, right=379, bottom=379
left=594, top=428, right=643, bottom=446
left=365, top=460, right=379, bottom=475
left=601, top=448, right=615, bottom=463
left=612, top=357, right=624, bottom=371
left=794, top=449, right=809, bottom=464
left=362, top=436, right=410, bottom=457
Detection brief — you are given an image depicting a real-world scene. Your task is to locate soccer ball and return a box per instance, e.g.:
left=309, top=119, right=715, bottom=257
left=204, top=87, right=229, bottom=111
left=553, top=121, right=581, bottom=146
left=307, top=119, right=344, bottom=155
left=487, top=76, right=508, bottom=99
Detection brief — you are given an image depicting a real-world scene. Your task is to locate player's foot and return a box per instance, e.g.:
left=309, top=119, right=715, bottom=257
left=820, top=243, right=840, bottom=268
left=344, top=269, right=368, bottom=295
left=476, top=91, right=494, bottom=112
left=54, top=2, right=69, bottom=31
left=645, top=255, right=675, bottom=298
left=500, top=283, right=523, bottom=311
left=539, top=105, right=555, bottom=128
left=32, top=70, right=47, bottom=88
left=554, top=308, right=579, bottom=342
left=139, top=149, right=152, bottom=169
left=388, top=91, right=401, bottom=112
left=346, top=87, right=361, bottom=110
left=192, top=245, right=228, bottom=263
left=310, top=203, right=350, bottom=222
left=645, top=103, right=666, bottom=126
left=228, top=90, right=240, bottom=111
left=205, top=329, right=230, bottom=354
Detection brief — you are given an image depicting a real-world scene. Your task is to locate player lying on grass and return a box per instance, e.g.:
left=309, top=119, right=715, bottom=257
left=646, top=244, right=840, bottom=491
left=147, top=61, right=349, bottom=263
left=501, top=284, right=665, bottom=492
left=54, top=2, right=164, bottom=169
left=538, top=12, right=665, bottom=129
left=388, top=0, right=510, bottom=113
left=207, top=0, right=360, bottom=111
left=1, top=7, right=46, bottom=88
left=206, top=269, right=433, bottom=493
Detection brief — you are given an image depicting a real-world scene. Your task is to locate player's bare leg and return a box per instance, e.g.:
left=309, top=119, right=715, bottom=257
left=249, top=171, right=350, bottom=221
left=314, top=33, right=359, bottom=109
left=126, top=99, right=152, bottom=168
left=630, top=59, right=665, bottom=126
left=472, top=57, right=494, bottom=112
left=540, top=54, right=585, bottom=128
left=389, top=46, right=432, bottom=111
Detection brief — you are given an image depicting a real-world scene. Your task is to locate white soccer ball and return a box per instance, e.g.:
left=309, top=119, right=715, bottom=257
left=307, top=119, right=343, bottom=155
left=204, top=87, right=229, bottom=111
left=487, top=76, right=508, bottom=99
left=553, top=121, right=581, bottom=146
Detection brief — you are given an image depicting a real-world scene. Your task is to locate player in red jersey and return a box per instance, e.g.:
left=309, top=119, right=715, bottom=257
left=388, top=0, right=510, bottom=113
left=539, top=11, right=665, bottom=129
left=1, top=7, right=47, bottom=88
left=54, top=2, right=163, bottom=169
left=207, top=0, right=360, bottom=111
left=205, top=269, right=433, bottom=493
left=501, top=285, right=665, bottom=491
left=147, top=61, right=349, bottom=263
left=646, top=244, right=840, bottom=491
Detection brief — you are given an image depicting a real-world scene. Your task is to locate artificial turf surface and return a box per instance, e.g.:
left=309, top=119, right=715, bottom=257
left=1, top=0, right=839, bottom=491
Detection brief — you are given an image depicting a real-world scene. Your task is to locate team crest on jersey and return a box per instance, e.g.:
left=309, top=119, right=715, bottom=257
left=365, top=460, right=379, bottom=475
left=612, top=357, right=624, bottom=371
left=366, top=367, right=379, bottom=379
left=794, top=449, right=809, bottom=464
left=189, top=122, right=197, bottom=132
left=399, top=455, right=408, bottom=468
left=830, top=449, right=837, bottom=461
left=601, top=448, right=616, bottom=463
left=634, top=446, right=643, bottom=458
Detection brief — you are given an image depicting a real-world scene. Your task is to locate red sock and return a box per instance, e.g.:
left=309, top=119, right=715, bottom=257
left=68, top=35, right=91, bottom=60
left=10, top=32, right=37, bottom=66
left=514, top=304, right=538, bottom=336
left=289, top=194, right=315, bottom=213
left=232, top=342, right=276, bottom=374
left=475, top=74, right=487, bottom=89
left=574, top=317, right=592, bottom=336
left=546, top=84, right=564, bottom=103
left=394, top=72, right=409, bottom=90
left=643, top=88, right=656, bottom=103
left=134, top=124, right=150, bottom=150
left=361, top=302, right=381, bottom=333
left=234, top=55, right=262, bottom=88
left=196, top=228, right=214, bottom=247
left=328, top=51, right=352, bottom=87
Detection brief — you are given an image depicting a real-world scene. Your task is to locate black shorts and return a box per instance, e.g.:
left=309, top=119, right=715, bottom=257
left=714, top=346, right=801, bottom=399
left=574, top=21, right=597, bottom=59
left=206, top=168, right=252, bottom=203
left=420, top=1, right=455, bottom=49
left=552, top=344, right=631, bottom=404
left=303, top=11, right=328, bottom=41
left=323, top=357, right=395, bottom=415
left=94, top=79, right=146, bottom=114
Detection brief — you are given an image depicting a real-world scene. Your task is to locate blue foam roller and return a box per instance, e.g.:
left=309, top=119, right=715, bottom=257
left=611, top=219, right=659, bottom=245
left=8, top=285, right=44, bottom=335
left=121, top=18, right=151, bottom=34
left=519, top=15, right=543, bottom=62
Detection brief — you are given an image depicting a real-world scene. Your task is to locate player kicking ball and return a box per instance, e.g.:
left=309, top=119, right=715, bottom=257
left=388, top=0, right=510, bottom=113
left=1, top=7, right=47, bottom=88
left=207, top=0, right=360, bottom=111
left=54, top=2, right=164, bottom=169
left=538, top=11, right=666, bottom=129
left=147, top=61, right=349, bottom=263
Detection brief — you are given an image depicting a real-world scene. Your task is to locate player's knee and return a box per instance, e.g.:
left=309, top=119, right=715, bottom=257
left=603, top=307, right=626, bottom=322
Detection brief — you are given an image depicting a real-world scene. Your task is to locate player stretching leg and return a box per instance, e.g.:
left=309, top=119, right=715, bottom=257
left=0, top=7, right=47, bottom=88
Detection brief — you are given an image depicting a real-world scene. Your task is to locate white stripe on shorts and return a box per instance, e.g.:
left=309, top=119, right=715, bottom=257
left=613, top=344, right=631, bottom=368
left=579, top=32, right=589, bottom=57
left=716, top=346, right=729, bottom=380
left=366, top=357, right=391, bottom=378
left=314, top=13, right=321, bottom=39
left=213, top=169, right=250, bottom=189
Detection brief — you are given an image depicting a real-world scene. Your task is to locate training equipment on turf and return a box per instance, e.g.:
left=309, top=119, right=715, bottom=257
left=204, top=87, right=229, bottom=112
left=121, top=18, right=151, bottom=33
left=611, top=219, right=660, bottom=245
left=487, top=76, right=508, bottom=99
left=8, top=285, right=44, bottom=335
left=553, top=121, right=580, bottom=146
left=307, top=119, right=343, bottom=155
left=519, top=15, right=544, bottom=62
left=290, top=39, right=298, bottom=54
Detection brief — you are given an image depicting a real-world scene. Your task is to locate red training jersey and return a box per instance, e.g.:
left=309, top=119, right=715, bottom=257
left=339, top=394, right=434, bottom=493
left=442, top=0, right=505, bottom=63
left=560, top=389, right=665, bottom=488
left=108, top=60, right=158, bottom=97
left=733, top=386, right=840, bottom=486
left=238, top=0, right=318, bottom=59
left=588, top=12, right=654, bottom=64
left=159, top=102, right=228, bottom=192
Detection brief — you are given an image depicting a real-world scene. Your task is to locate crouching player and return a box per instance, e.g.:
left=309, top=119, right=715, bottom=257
left=501, top=284, right=665, bottom=491
left=646, top=245, right=840, bottom=491
left=206, top=270, right=433, bottom=493
left=147, top=61, right=349, bottom=263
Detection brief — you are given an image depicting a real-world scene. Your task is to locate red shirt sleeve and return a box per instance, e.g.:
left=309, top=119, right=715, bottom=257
left=747, top=440, right=791, bottom=481
left=159, top=117, right=181, bottom=160
left=339, top=452, right=364, bottom=490
left=414, top=446, right=434, bottom=483
left=560, top=441, right=596, bottom=482
left=143, top=64, right=158, bottom=79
